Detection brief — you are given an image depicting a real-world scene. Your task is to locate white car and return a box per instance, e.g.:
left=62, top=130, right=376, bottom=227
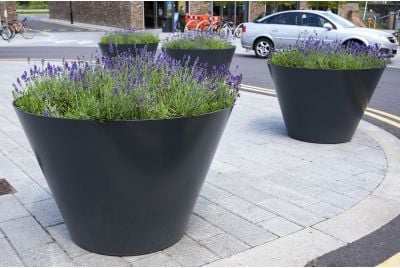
left=241, top=10, right=399, bottom=58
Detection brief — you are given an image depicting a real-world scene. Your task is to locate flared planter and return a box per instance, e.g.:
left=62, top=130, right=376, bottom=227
left=14, top=105, right=233, bottom=256
left=164, top=46, right=236, bottom=73
left=268, top=64, right=384, bottom=144
left=98, top=43, right=159, bottom=57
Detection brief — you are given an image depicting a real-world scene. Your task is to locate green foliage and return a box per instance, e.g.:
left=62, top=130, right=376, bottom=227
left=270, top=48, right=388, bottom=70
left=100, top=32, right=159, bottom=45
left=17, top=1, right=48, bottom=9
left=13, top=54, right=239, bottom=121
left=163, top=35, right=233, bottom=50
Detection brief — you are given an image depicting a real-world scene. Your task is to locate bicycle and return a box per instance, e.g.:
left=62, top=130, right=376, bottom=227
left=9, top=17, right=35, bottom=39
left=0, top=19, right=12, bottom=41
left=219, top=21, right=244, bottom=39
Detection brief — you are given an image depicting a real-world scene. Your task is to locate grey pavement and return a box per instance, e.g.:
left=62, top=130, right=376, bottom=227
left=1, top=60, right=400, bottom=266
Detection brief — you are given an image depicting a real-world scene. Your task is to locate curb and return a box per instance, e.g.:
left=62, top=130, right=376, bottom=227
left=207, top=119, right=400, bottom=266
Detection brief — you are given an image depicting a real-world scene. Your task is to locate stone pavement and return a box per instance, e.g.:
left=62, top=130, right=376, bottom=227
left=1, top=60, right=400, bottom=266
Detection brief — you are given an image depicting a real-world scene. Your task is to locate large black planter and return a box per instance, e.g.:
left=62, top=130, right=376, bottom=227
left=164, top=46, right=235, bottom=73
left=268, top=64, right=384, bottom=144
left=14, top=105, right=232, bottom=256
left=98, top=43, right=159, bottom=57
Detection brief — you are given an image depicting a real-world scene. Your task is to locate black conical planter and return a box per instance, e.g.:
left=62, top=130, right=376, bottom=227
left=98, top=43, right=159, bottom=57
left=268, top=64, right=384, bottom=144
left=164, top=46, right=235, bottom=73
left=14, top=105, right=233, bottom=256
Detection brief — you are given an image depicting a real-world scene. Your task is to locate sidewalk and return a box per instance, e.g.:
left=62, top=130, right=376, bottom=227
left=1, top=60, right=400, bottom=266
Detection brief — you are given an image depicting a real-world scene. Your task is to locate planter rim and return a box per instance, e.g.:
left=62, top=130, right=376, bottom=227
left=163, top=46, right=236, bottom=51
left=12, top=101, right=234, bottom=123
left=267, top=62, right=386, bottom=72
left=98, top=42, right=159, bottom=45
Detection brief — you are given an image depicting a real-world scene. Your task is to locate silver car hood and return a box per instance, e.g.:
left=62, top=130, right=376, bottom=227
left=340, top=27, right=394, bottom=38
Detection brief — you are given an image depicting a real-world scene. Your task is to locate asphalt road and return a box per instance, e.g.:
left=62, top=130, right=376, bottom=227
left=20, top=14, right=99, bottom=32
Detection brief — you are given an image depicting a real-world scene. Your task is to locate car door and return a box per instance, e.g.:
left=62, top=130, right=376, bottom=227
left=298, top=13, right=337, bottom=45
left=267, top=12, right=302, bottom=49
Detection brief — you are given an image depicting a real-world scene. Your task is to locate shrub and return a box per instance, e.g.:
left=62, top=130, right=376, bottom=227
left=13, top=52, right=241, bottom=121
left=100, top=30, right=159, bottom=45
left=269, top=39, right=388, bottom=69
left=163, top=31, right=233, bottom=50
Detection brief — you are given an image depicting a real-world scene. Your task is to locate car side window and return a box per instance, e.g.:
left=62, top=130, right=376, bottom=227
left=259, top=13, right=299, bottom=25
left=274, top=13, right=299, bottom=25
left=301, top=13, right=329, bottom=27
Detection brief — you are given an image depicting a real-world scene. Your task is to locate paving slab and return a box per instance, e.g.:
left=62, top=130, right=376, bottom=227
left=0, top=195, right=30, bottom=223
left=0, top=216, right=53, bottom=253
left=47, top=224, right=89, bottom=258
left=0, top=238, right=24, bottom=266
left=207, top=228, right=345, bottom=266
left=20, top=242, right=73, bottom=266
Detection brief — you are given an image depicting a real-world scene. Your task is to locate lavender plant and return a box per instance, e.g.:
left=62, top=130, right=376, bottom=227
left=100, top=30, right=159, bottom=45
left=270, top=39, right=388, bottom=69
left=13, top=52, right=241, bottom=121
left=163, top=31, right=233, bottom=50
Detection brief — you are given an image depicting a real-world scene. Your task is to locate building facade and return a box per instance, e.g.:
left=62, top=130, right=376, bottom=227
left=0, top=1, right=17, bottom=22
left=49, top=1, right=266, bottom=30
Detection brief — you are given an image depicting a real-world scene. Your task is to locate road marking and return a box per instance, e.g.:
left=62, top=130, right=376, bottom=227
left=58, top=28, right=67, bottom=32
left=364, top=111, right=400, bottom=128
left=74, top=29, right=82, bottom=32
left=367, top=107, right=400, bottom=122
left=377, top=252, right=400, bottom=267
left=239, top=84, right=400, bottom=129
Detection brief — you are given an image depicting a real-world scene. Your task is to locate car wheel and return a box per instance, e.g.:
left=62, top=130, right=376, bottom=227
left=254, top=38, right=273, bottom=58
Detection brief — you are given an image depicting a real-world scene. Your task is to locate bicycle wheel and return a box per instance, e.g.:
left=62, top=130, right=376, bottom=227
left=1, top=26, right=12, bottom=40
left=21, top=26, right=35, bottom=39
left=234, top=23, right=243, bottom=38
left=220, top=24, right=231, bottom=38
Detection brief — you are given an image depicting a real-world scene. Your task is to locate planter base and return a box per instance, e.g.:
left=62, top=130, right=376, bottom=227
left=268, top=64, right=384, bottom=144
left=14, top=107, right=232, bottom=256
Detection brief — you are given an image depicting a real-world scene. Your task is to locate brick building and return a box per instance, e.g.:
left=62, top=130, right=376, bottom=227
left=48, top=1, right=266, bottom=30
left=0, top=1, right=17, bottom=22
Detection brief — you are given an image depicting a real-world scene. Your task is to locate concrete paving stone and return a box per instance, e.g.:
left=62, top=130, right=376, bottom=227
left=185, top=214, right=224, bottom=241
left=200, top=182, right=232, bottom=202
left=12, top=177, right=52, bottom=204
left=20, top=242, right=73, bottom=266
left=299, top=186, right=359, bottom=210
left=0, top=216, right=53, bottom=252
left=207, top=228, right=345, bottom=267
left=208, top=159, right=240, bottom=175
left=208, top=178, right=274, bottom=204
left=216, top=195, right=276, bottom=223
left=345, top=188, right=371, bottom=199
left=122, top=252, right=157, bottom=264
left=306, top=202, right=344, bottom=218
left=130, top=252, right=181, bottom=267
left=193, top=197, right=227, bottom=219
left=0, top=238, right=24, bottom=266
left=0, top=157, right=28, bottom=179
left=314, top=195, right=400, bottom=243
left=258, top=217, right=303, bottom=237
left=47, top=224, right=89, bottom=258
left=204, top=210, right=277, bottom=247
left=258, top=198, right=325, bottom=227
left=0, top=195, right=30, bottom=223
left=200, top=233, right=250, bottom=258
left=26, top=198, right=63, bottom=227
left=244, top=175, right=320, bottom=208
left=73, top=253, right=129, bottom=267
left=163, top=235, right=219, bottom=266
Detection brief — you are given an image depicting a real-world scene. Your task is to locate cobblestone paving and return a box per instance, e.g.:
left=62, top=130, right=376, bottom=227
left=0, top=62, right=387, bottom=266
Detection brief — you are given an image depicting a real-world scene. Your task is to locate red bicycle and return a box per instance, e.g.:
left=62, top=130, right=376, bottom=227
left=9, top=17, right=35, bottom=39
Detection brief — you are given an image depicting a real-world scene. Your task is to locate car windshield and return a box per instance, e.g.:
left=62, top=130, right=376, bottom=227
left=322, top=12, right=356, bottom=28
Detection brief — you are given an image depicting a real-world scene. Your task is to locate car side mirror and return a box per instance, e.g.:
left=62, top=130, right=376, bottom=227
left=323, top=23, right=333, bottom=30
